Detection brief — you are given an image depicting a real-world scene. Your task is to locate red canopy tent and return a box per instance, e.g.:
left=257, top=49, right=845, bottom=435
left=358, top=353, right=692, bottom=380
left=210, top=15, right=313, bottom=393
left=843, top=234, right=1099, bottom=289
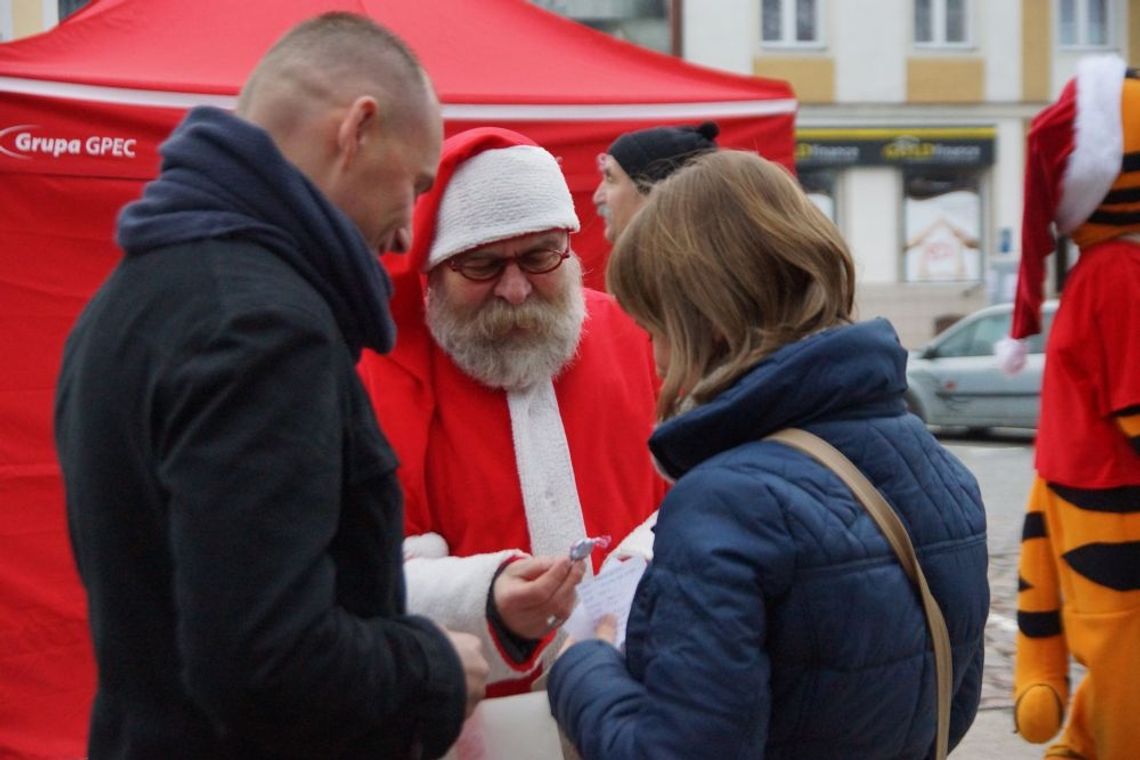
left=0, top=0, right=794, bottom=754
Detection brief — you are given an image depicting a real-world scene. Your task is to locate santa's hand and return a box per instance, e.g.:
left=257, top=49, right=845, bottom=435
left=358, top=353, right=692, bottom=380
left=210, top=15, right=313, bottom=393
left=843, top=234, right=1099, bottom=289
left=493, top=555, right=585, bottom=640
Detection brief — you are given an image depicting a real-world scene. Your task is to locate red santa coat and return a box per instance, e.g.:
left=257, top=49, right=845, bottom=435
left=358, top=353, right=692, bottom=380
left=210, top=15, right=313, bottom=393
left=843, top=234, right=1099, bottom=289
left=357, top=286, right=666, bottom=691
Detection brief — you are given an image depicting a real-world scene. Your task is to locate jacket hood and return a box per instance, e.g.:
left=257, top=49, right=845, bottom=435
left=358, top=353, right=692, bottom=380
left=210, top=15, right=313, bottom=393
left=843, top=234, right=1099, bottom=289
left=649, top=318, right=908, bottom=480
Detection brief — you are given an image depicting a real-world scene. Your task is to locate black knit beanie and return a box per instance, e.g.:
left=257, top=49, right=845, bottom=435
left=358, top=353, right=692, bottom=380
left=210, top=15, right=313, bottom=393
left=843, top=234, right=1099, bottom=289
left=607, top=121, right=719, bottom=189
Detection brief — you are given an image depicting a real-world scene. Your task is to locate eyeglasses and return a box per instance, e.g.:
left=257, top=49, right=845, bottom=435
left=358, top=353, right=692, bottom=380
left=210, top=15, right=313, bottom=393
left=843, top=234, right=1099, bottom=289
left=446, top=238, right=571, bottom=282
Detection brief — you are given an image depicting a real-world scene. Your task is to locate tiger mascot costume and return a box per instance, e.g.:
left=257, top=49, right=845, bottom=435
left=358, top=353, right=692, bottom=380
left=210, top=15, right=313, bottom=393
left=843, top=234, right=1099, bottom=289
left=1001, top=55, right=1140, bottom=759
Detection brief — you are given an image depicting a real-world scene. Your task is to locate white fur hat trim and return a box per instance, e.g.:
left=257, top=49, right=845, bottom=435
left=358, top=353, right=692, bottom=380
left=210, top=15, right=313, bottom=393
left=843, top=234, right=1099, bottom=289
left=424, top=145, right=580, bottom=271
left=1057, top=55, right=1126, bottom=233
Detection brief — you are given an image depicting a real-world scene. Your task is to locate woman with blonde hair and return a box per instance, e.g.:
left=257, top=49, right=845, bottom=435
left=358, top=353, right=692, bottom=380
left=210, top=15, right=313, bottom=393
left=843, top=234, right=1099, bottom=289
left=548, top=150, right=988, bottom=758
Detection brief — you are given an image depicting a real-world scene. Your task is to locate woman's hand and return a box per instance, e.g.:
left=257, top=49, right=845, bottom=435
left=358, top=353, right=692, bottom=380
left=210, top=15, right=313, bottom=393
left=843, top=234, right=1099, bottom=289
left=558, top=613, right=617, bottom=657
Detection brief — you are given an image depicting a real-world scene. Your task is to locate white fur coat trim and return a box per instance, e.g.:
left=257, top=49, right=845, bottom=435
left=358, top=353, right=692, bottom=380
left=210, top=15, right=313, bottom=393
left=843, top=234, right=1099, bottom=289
left=401, top=378, right=590, bottom=683
left=507, top=378, right=590, bottom=566
left=404, top=549, right=531, bottom=683
left=606, top=510, right=657, bottom=566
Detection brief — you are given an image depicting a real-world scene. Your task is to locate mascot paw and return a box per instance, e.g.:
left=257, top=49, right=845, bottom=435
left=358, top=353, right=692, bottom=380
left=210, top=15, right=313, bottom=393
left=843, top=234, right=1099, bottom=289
left=1015, top=684, right=1064, bottom=743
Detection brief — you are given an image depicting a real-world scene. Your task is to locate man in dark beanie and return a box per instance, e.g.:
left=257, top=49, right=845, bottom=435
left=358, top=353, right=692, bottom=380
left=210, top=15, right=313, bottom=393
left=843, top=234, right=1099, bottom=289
left=593, top=121, right=719, bottom=242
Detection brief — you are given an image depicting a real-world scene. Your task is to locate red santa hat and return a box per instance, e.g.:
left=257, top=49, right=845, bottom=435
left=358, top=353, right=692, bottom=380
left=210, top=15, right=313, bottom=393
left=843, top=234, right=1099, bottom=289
left=1010, top=55, right=1129, bottom=340
left=407, top=127, right=580, bottom=272
left=372, top=129, right=582, bottom=460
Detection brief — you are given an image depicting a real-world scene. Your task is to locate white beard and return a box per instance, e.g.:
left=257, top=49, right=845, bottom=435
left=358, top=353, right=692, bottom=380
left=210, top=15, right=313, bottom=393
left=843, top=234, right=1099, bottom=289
left=426, top=258, right=587, bottom=391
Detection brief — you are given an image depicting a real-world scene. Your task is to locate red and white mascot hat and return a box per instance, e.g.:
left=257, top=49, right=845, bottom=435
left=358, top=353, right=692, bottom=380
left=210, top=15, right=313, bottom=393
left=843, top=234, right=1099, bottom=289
left=999, top=55, right=1139, bottom=373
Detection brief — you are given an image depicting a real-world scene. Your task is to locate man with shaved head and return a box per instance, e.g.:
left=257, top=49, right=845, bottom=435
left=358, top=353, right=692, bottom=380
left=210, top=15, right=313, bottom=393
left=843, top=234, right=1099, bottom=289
left=54, top=13, right=484, bottom=759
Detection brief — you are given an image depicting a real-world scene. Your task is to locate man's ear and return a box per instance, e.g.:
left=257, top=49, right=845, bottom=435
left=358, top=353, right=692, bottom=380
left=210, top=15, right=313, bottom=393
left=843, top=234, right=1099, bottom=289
left=335, top=95, right=380, bottom=165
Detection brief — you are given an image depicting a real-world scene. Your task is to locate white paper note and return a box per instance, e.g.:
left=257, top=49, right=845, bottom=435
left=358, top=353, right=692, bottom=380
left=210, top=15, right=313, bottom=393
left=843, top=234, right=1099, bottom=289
left=563, top=555, right=648, bottom=651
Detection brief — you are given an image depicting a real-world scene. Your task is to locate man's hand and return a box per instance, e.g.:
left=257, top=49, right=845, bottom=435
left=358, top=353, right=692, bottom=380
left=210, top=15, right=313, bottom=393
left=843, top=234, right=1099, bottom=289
left=444, top=629, right=489, bottom=718
left=492, top=556, right=585, bottom=639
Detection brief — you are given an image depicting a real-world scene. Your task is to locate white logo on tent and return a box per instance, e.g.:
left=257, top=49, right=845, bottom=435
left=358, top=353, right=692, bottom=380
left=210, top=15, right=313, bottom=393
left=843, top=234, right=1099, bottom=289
left=0, top=124, right=36, bottom=159
left=0, top=123, right=138, bottom=160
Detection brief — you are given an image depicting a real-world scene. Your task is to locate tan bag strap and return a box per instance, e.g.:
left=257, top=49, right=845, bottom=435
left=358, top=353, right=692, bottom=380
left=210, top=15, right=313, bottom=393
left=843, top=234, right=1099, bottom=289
left=765, top=428, right=952, bottom=760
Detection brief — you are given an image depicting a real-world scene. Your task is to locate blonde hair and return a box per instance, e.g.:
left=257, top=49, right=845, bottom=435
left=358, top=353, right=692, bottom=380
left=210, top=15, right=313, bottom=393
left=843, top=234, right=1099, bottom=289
left=607, top=150, right=855, bottom=419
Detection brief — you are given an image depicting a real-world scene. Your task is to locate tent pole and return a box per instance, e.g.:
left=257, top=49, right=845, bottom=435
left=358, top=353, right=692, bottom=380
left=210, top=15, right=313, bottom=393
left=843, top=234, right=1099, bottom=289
left=670, top=0, right=684, bottom=57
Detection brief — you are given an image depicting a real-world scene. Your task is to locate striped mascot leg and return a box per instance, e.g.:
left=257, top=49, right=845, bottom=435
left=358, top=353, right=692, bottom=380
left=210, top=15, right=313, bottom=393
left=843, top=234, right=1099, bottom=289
left=1015, top=475, right=1140, bottom=759
left=1014, top=477, right=1070, bottom=747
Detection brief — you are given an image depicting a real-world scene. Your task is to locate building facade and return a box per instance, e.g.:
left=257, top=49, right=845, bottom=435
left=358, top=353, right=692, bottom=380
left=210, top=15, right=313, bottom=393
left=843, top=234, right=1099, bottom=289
left=0, top=0, right=84, bottom=41
left=5, top=1, right=1137, bottom=345
left=533, top=0, right=679, bottom=54
left=545, top=0, right=1137, bottom=345
left=689, top=0, right=1139, bottom=346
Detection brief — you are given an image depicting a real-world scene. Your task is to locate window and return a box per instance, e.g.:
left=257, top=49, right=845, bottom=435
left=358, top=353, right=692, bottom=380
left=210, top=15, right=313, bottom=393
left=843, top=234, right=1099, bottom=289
left=915, top=0, right=970, bottom=46
left=762, top=0, right=821, bottom=45
left=799, top=169, right=839, bottom=225
left=532, top=0, right=674, bottom=55
left=1059, top=0, right=1109, bottom=47
left=935, top=314, right=1008, bottom=358
left=59, top=0, right=91, bottom=21
left=1025, top=308, right=1056, bottom=354
left=903, top=170, right=984, bottom=283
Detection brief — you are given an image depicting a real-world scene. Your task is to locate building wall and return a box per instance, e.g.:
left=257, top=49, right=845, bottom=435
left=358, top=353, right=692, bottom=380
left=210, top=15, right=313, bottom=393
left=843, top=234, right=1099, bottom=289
left=1021, top=0, right=1052, bottom=102
left=6, top=0, right=1137, bottom=344
left=684, top=0, right=756, bottom=74
left=1133, top=0, right=1140, bottom=66
left=1, top=0, right=54, bottom=41
left=753, top=56, right=834, bottom=103
left=905, top=58, right=985, bottom=103
left=684, top=0, right=1134, bottom=346
left=843, top=167, right=900, bottom=284
left=993, top=118, right=1026, bottom=265
left=984, top=0, right=1022, bottom=102
left=833, top=0, right=908, bottom=103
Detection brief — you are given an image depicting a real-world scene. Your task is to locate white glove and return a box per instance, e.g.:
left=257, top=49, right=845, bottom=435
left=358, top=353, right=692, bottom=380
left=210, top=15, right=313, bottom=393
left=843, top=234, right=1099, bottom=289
left=995, top=336, right=1028, bottom=376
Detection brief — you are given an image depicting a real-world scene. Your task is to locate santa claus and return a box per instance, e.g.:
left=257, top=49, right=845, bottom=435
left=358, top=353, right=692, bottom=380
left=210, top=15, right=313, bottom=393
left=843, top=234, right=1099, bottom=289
left=358, top=127, right=666, bottom=697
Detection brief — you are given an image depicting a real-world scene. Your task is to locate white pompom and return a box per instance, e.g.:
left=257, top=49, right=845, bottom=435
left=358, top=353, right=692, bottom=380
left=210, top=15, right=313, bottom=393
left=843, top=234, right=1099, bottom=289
left=995, top=336, right=1029, bottom=376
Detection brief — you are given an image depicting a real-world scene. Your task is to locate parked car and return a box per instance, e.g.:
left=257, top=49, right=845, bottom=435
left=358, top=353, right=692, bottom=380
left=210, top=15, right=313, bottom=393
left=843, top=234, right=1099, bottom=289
left=905, top=300, right=1058, bottom=433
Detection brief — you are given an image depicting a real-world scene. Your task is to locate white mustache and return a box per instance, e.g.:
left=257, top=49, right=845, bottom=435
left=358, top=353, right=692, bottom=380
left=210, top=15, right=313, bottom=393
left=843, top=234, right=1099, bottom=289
left=596, top=204, right=612, bottom=220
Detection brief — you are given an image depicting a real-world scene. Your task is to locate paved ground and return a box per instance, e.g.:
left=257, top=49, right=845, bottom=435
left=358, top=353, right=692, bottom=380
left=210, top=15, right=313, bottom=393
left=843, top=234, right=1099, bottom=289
left=952, top=549, right=1039, bottom=758
left=941, top=435, right=1082, bottom=759
left=954, top=707, right=1036, bottom=758
left=953, top=547, right=1084, bottom=759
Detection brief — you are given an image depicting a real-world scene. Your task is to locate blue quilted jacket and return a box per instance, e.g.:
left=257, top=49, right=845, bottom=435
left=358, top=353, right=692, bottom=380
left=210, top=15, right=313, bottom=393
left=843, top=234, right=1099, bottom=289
left=549, top=319, right=988, bottom=759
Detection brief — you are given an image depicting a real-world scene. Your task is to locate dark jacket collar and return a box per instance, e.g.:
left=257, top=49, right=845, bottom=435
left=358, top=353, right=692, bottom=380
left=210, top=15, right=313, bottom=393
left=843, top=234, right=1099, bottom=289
left=117, top=106, right=395, bottom=358
left=649, top=319, right=908, bottom=480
